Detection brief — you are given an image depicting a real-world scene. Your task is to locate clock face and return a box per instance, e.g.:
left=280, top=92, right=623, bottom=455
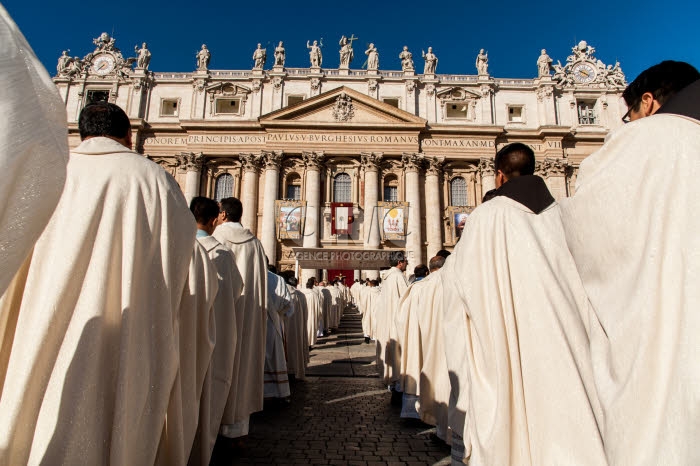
left=572, top=62, right=596, bottom=83
left=92, top=54, right=115, bottom=75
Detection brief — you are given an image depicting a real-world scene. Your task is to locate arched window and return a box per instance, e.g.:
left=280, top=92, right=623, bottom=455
left=450, top=176, right=468, bottom=206
left=383, top=174, right=399, bottom=202
left=286, top=173, right=302, bottom=200
left=214, top=173, right=233, bottom=201
left=333, top=172, right=352, bottom=202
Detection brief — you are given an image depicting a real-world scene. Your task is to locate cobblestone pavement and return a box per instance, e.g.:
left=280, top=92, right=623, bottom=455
left=213, top=306, right=451, bottom=466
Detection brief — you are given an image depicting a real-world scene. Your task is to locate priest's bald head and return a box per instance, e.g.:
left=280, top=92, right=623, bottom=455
left=78, top=102, right=132, bottom=149
left=494, top=143, right=535, bottom=188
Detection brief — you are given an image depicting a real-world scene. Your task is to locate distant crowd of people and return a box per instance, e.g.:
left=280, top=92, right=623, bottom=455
left=2, top=5, right=700, bottom=465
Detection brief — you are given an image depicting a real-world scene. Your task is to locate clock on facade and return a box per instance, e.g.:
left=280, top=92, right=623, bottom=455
left=572, top=62, right=596, bottom=84
left=92, top=54, right=116, bottom=75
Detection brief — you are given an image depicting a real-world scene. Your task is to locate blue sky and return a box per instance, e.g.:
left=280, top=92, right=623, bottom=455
left=4, top=0, right=697, bottom=81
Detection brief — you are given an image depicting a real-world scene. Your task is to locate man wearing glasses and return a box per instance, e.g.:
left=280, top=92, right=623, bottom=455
left=561, top=61, right=700, bottom=465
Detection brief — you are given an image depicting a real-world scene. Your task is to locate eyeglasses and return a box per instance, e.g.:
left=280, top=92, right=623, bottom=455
left=621, top=104, right=635, bottom=124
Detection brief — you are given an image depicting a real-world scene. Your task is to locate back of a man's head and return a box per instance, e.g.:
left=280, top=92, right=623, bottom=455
left=78, top=102, right=131, bottom=141
left=429, top=255, right=446, bottom=272
left=436, top=249, right=451, bottom=259
left=623, top=61, right=700, bottom=111
left=414, top=264, right=429, bottom=279
left=494, top=143, right=536, bottom=181
left=220, top=197, right=243, bottom=223
left=389, top=250, right=406, bottom=267
left=190, top=196, right=219, bottom=225
left=306, top=277, right=315, bottom=289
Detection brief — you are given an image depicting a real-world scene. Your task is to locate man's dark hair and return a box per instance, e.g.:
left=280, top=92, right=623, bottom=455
left=436, top=249, right=451, bottom=259
left=494, top=143, right=536, bottom=179
left=482, top=189, right=498, bottom=203
left=429, top=255, right=446, bottom=271
left=78, top=102, right=131, bottom=140
left=414, top=264, right=429, bottom=279
left=220, top=197, right=243, bottom=222
left=189, top=196, right=219, bottom=225
left=267, top=264, right=277, bottom=274
left=306, top=277, right=315, bottom=289
left=389, top=250, right=406, bottom=267
left=369, top=279, right=379, bottom=287
left=623, top=61, right=700, bottom=111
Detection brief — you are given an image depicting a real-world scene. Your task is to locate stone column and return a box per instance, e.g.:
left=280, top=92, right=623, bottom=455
left=478, top=157, right=496, bottom=198
left=176, top=152, right=206, bottom=204
left=424, top=156, right=444, bottom=260
left=361, top=152, right=383, bottom=280
left=402, top=153, right=423, bottom=275
left=301, top=151, right=325, bottom=285
left=541, top=157, right=569, bottom=201
left=260, top=151, right=283, bottom=263
left=239, top=153, right=261, bottom=232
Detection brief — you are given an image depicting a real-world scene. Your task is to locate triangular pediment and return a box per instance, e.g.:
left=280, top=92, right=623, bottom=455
left=260, top=86, right=426, bottom=129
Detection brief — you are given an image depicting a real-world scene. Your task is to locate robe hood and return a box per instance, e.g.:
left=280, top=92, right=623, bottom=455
left=72, top=136, right=136, bottom=155
left=657, top=78, right=700, bottom=121
left=216, top=222, right=257, bottom=244
left=494, top=175, right=555, bottom=214
left=196, top=235, right=221, bottom=253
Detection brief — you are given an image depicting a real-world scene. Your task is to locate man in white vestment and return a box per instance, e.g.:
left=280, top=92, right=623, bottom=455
left=300, top=277, right=321, bottom=347
left=0, top=6, right=68, bottom=296
left=350, top=279, right=361, bottom=306
left=264, top=265, right=292, bottom=400
left=318, top=281, right=332, bottom=335
left=560, top=61, right=700, bottom=466
left=441, top=143, right=606, bottom=466
left=0, top=102, right=218, bottom=465
left=188, top=197, right=244, bottom=466
left=375, top=251, right=409, bottom=402
left=213, top=197, right=267, bottom=443
left=397, top=257, right=450, bottom=440
left=281, top=273, right=308, bottom=380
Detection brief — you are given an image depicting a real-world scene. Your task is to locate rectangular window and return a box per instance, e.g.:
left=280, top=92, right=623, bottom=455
left=508, top=106, right=524, bottom=123
left=286, top=184, right=301, bottom=200
left=383, top=98, right=400, bottom=108
left=86, top=90, right=109, bottom=105
left=215, top=98, right=241, bottom=115
left=446, top=103, right=468, bottom=119
left=160, top=99, right=179, bottom=117
left=577, top=101, right=597, bottom=125
left=287, top=95, right=305, bottom=106
left=383, top=186, right=398, bottom=202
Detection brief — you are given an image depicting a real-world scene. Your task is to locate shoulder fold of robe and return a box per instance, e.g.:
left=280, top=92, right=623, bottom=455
left=493, top=175, right=555, bottom=214
left=657, top=78, right=700, bottom=120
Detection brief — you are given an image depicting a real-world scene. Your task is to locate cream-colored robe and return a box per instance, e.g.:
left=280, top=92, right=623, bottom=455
left=441, top=195, right=606, bottom=466
left=0, top=5, right=68, bottom=295
left=189, top=236, right=243, bottom=466
left=264, top=271, right=291, bottom=398
left=560, top=114, right=700, bottom=466
left=285, top=285, right=308, bottom=380
left=375, top=267, right=408, bottom=385
left=397, top=271, right=450, bottom=436
left=0, top=137, right=217, bottom=466
left=299, top=287, right=320, bottom=346
left=319, top=287, right=332, bottom=332
left=212, top=222, right=267, bottom=434
left=350, top=282, right=361, bottom=306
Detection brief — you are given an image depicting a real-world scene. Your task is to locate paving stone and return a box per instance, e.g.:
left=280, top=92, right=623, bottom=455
left=210, top=307, right=450, bottom=466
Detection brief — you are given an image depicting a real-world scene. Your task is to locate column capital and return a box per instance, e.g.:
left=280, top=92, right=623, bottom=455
left=176, top=151, right=205, bottom=172
left=538, top=157, right=569, bottom=177
left=360, top=152, right=383, bottom=172
left=401, top=152, right=424, bottom=172
left=240, top=152, right=261, bottom=172
left=478, top=157, right=495, bottom=176
left=261, top=150, right=284, bottom=170
left=302, top=151, right=325, bottom=171
left=425, top=155, right=444, bottom=176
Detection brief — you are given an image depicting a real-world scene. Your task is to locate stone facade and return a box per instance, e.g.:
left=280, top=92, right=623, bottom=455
left=55, top=35, right=627, bottom=277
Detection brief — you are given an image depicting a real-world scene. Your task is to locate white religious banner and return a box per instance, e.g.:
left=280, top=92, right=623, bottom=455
left=378, top=201, right=409, bottom=241
left=447, top=206, right=474, bottom=244
left=276, top=200, right=306, bottom=240
left=331, top=202, right=353, bottom=235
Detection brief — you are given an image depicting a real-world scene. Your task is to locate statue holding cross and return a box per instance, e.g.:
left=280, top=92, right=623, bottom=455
left=338, top=34, right=357, bottom=69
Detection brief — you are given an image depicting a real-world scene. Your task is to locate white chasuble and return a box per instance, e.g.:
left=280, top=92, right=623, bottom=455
left=375, top=267, right=408, bottom=385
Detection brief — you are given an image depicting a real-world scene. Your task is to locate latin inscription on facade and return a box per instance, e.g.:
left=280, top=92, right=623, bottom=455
left=422, top=139, right=495, bottom=148
left=143, top=133, right=419, bottom=146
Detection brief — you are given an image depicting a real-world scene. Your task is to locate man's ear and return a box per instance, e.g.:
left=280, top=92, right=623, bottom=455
left=640, top=92, right=660, bottom=117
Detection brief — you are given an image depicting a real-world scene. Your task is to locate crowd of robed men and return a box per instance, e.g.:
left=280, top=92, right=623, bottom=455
left=0, top=10, right=355, bottom=465
left=353, top=60, right=700, bottom=466
left=2, top=6, right=700, bottom=464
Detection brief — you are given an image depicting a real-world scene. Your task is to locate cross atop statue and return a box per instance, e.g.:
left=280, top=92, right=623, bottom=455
left=347, top=34, right=358, bottom=46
